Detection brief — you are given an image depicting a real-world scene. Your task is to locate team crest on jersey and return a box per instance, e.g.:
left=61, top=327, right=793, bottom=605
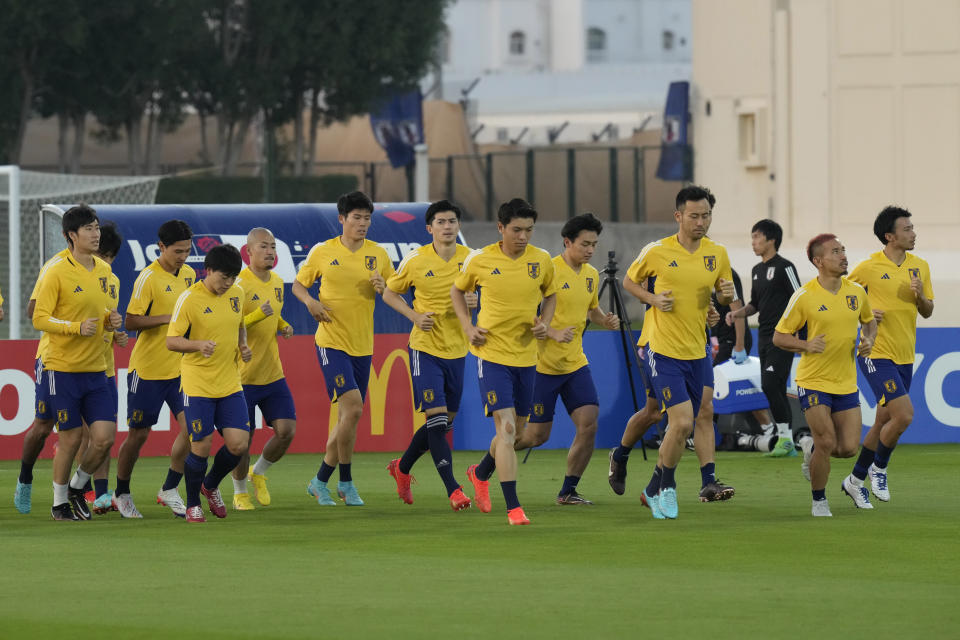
left=57, top=410, right=68, bottom=424
left=109, top=284, right=117, bottom=299
left=703, top=256, right=717, bottom=272
left=662, top=387, right=672, bottom=402
left=191, top=419, right=203, bottom=434
left=527, top=263, right=540, bottom=279
left=586, top=277, right=594, bottom=293
left=275, top=287, right=283, bottom=302
left=846, top=295, right=858, bottom=311
left=533, top=403, right=544, bottom=417
left=335, top=374, right=346, bottom=388
left=808, top=393, right=819, bottom=406
left=99, top=277, right=108, bottom=293
left=486, top=390, right=497, bottom=406
left=767, top=267, right=775, bottom=280
left=230, top=297, right=240, bottom=312
left=908, top=268, right=920, bottom=280
left=365, top=256, right=377, bottom=271
left=423, top=389, right=435, bottom=403
left=185, top=277, right=193, bottom=287
left=884, top=379, right=897, bottom=394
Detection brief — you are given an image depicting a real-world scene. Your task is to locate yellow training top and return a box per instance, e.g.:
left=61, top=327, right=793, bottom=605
left=127, top=260, right=196, bottom=380
left=30, top=249, right=72, bottom=361
left=236, top=267, right=289, bottom=386
left=168, top=281, right=244, bottom=398
left=537, top=255, right=600, bottom=375
left=387, top=242, right=473, bottom=360
left=775, top=277, right=873, bottom=394
left=103, top=272, right=121, bottom=377
left=848, top=251, right=933, bottom=365
left=453, top=242, right=557, bottom=367
left=295, top=237, right=395, bottom=357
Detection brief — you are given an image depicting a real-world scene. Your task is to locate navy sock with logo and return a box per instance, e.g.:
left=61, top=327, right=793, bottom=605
left=476, top=452, right=496, bottom=481
left=203, top=445, right=241, bottom=490
left=645, top=466, right=662, bottom=496
left=659, top=465, right=677, bottom=490
left=399, top=426, right=429, bottom=474
left=874, top=442, right=895, bottom=469
left=852, top=446, right=875, bottom=481
left=425, top=415, right=460, bottom=496
left=339, top=463, right=352, bottom=482
left=316, top=461, right=335, bottom=483
left=184, top=453, right=208, bottom=509
left=612, top=444, right=632, bottom=464
left=161, top=468, right=183, bottom=491
left=500, top=480, right=521, bottom=510
left=94, top=478, right=109, bottom=498
left=700, top=462, right=716, bottom=488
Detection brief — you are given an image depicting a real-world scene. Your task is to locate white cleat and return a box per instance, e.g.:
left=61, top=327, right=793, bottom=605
left=841, top=475, right=874, bottom=509
left=113, top=493, right=144, bottom=518
left=157, top=488, right=187, bottom=518
left=800, top=442, right=813, bottom=482
left=811, top=498, right=833, bottom=517
left=868, top=464, right=890, bottom=502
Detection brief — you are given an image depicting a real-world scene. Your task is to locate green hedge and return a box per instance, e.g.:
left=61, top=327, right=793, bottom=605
left=156, top=174, right=359, bottom=204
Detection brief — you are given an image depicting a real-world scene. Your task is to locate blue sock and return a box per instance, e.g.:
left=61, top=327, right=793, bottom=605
left=476, top=452, right=496, bottom=481
left=316, top=461, right=335, bottom=483
left=644, top=466, right=662, bottom=496
left=162, top=468, right=183, bottom=491
left=500, top=480, right=520, bottom=510
left=425, top=416, right=460, bottom=496
left=184, top=453, right=208, bottom=509
left=660, top=465, right=677, bottom=490
left=18, top=461, right=35, bottom=484
left=94, top=478, right=109, bottom=498
left=399, top=426, right=430, bottom=474
left=612, top=444, right=632, bottom=463
left=115, top=477, right=131, bottom=496
left=874, top=442, right=895, bottom=469
left=852, top=446, right=875, bottom=481
left=339, top=463, right=352, bottom=482
left=700, top=462, right=716, bottom=488
left=203, top=446, right=241, bottom=491
left=559, top=475, right=580, bottom=496
left=812, top=489, right=826, bottom=501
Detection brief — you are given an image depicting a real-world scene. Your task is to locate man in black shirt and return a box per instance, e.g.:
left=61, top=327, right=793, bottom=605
left=711, top=268, right=751, bottom=365
left=725, top=219, right=800, bottom=457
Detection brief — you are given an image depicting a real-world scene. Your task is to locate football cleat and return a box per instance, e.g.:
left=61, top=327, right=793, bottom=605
left=14, top=481, right=32, bottom=514
left=68, top=487, right=92, bottom=520
left=868, top=464, right=890, bottom=502
left=386, top=459, right=414, bottom=504
left=232, top=492, right=255, bottom=510
left=337, top=481, right=364, bottom=506
left=556, top=491, right=593, bottom=505
left=113, top=492, right=143, bottom=518
left=608, top=449, right=627, bottom=495
left=811, top=498, right=833, bottom=517
left=699, top=480, right=736, bottom=502
left=92, top=492, right=115, bottom=514
left=507, top=506, right=530, bottom=525
left=185, top=505, right=206, bottom=523
left=200, top=485, right=227, bottom=518
left=449, top=487, right=472, bottom=511
left=51, top=503, right=78, bottom=521
left=765, top=436, right=796, bottom=458
left=641, top=489, right=666, bottom=520
left=157, top=488, right=187, bottom=518
left=841, top=475, right=873, bottom=509
left=658, top=487, right=679, bottom=519
left=249, top=467, right=271, bottom=506
left=307, top=478, right=336, bottom=506
left=466, top=464, right=492, bottom=513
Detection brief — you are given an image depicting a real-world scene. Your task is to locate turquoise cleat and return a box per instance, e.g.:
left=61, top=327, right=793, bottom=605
left=14, top=481, right=32, bottom=514
left=337, top=481, right=365, bottom=506
left=307, top=478, right=336, bottom=506
left=641, top=489, right=666, bottom=520
left=659, top=487, right=679, bottom=519
left=92, top=492, right=115, bottom=514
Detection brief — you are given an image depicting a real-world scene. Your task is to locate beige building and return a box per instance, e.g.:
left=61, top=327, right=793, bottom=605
left=692, top=0, right=959, bottom=325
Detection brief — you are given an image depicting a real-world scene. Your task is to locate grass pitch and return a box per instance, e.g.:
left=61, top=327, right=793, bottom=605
left=1, top=445, right=958, bottom=639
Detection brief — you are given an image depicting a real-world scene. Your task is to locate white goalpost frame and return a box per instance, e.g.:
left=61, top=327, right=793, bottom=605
left=2, top=165, right=21, bottom=339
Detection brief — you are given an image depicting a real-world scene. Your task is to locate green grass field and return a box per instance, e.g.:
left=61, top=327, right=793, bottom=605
left=2, top=445, right=958, bottom=639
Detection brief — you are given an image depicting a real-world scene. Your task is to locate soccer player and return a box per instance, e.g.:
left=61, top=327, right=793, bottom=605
left=711, top=268, right=750, bottom=365
left=773, top=234, right=876, bottom=516
left=32, top=205, right=122, bottom=520
left=166, top=244, right=252, bottom=523
left=513, top=212, right=619, bottom=505
left=118, top=219, right=196, bottom=518
left=453, top=198, right=557, bottom=526
left=229, top=227, right=297, bottom=510
left=726, top=219, right=802, bottom=457
left=294, top=191, right=395, bottom=507
left=843, top=207, right=932, bottom=503
left=618, top=186, right=735, bottom=519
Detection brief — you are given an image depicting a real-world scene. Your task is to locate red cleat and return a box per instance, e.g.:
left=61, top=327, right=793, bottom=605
left=185, top=505, right=206, bottom=522
left=200, top=485, right=227, bottom=518
left=449, top=487, right=472, bottom=511
left=466, top=465, right=492, bottom=513
left=386, top=459, right=414, bottom=504
left=507, top=506, right=530, bottom=525
left=84, top=490, right=96, bottom=504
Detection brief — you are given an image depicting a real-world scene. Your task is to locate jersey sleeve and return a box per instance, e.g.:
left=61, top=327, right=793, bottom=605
left=387, top=251, right=416, bottom=294
left=32, top=268, right=80, bottom=335
left=126, top=269, right=154, bottom=316
left=715, top=249, right=735, bottom=300
left=748, top=265, right=760, bottom=309
left=733, top=270, right=745, bottom=303
left=858, top=289, right=873, bottom=324
left=540, top=254, right=558, bottom=297
left=295, top=246, right=323, bottom=288
left=847, top=261, right=867, bottom=289
left=454, top=250, right=482, bottom=291
left=775, top=290, right=806, bottom=335
left=588, top=268, right=600, bottom=311
left=783, top=262, right=801, bottom=292
left=921, top=260, right=934, bottom=300
left=379, top=247, right=396, bottom=281
left=167, top=291, right=193, bottom=338
left=626, top=243, right=657, bottom=284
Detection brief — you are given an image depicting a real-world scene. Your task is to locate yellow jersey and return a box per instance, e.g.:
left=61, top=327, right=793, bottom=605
left=848, top=251, right=932, bottom=365
left=30, top=249, right=72, bottom=360
left=32, top=253, right=115, bottom=373
left=168, top=281, right=244, bottom=398
left=626, top=235, right=733, bottom=360
left=127, top=261, right=196, bottom=380
left=775, top=277, right=873, bottom=394
left=537, top=255, right=599, bottom=375
left=295, top=237, right=395, bottom=357
left=103, top=272, right=121, bottom=377
left=236, top=267, right=289, bottom=386
left=453, top=242, right=557, bottom=367
left=387, top=242, right=473, bottom=360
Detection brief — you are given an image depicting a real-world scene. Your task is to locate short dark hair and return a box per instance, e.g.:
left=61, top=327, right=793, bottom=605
left=425, top=199, right=462, bottom=225
left=61, top=204, right=99, bottom=246
left=497, top=198, right=538, bottom=225
left=337, top=191, right=374, bottom=216
left=675, top=185, right=716, bottom=212
left=752, top=219, right=783, bottom=250
left=97, top=221, right=123, bottom=259
left=204, top=243, right=242, bottom=278
left=157, top=219, right=192, bottom=246
left=806, top=233, right=838, bottom=264
left=561, top=212, right=603, bottom=241
left=873, top=206, right=911, bottom=245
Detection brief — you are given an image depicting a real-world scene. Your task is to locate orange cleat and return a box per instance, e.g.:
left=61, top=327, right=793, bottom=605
left=507, top=506, right=530, bottom=525
left=449, top=487, right=472, bottom=511
left=386, top=459, right=414, bottom=504
left=466, top=465, right=492, bottom=513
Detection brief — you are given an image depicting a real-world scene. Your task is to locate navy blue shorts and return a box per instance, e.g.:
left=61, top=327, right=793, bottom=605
left=637, top=347, right=657, bottom=400
left=127, top=372, right=184, bottom=429
left=529, top=365, right=599, bottom=424
left=648, top=350, right=703, bottom=417
left=858, top=357, right=913, bottom=407
left=410, top=349, right=465, bottom=413
left=183, top=391, right=250, bottom=441
left=34, top=357, right=53, bottom=421
left=798, top=387, right=860, bottom=413
left=477, top=359, right=536, bottom=418
left=107, top=375, right=118, bottom=412
left=243, top=378, right=297, bottom=428
left=316, top=347, right=372, bottom=402
left=47, top=370, right=116, bottom=431
left=700, top=344, right=715, bottom=389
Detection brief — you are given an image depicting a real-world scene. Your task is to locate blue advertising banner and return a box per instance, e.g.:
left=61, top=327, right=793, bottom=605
left=655, top=80, right=692, bottom=181
left=370, top=89, right=424, bottom=169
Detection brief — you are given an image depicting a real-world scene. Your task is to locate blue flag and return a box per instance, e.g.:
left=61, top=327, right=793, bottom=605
left=656, top=81, right=692, bottom=181
left=370, top=90, right=424, bottom=168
